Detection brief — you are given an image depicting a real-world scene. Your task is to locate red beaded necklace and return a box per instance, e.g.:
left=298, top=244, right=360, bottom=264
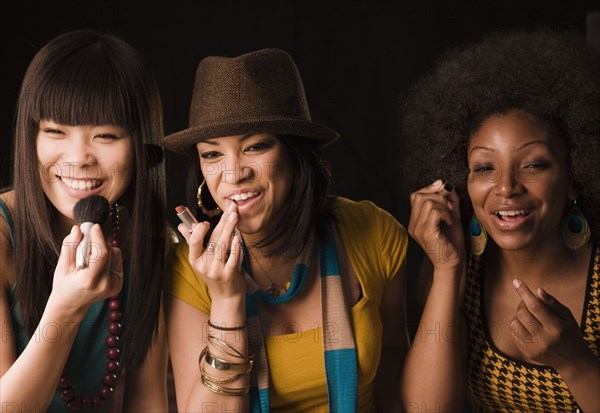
left=58, top=203, right=123, bottom=410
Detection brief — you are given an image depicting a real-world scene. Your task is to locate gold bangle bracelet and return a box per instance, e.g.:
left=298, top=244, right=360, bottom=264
left=200, top=361, right=247, bottom=384
left=201, top=374, right=250, bottom=396
left=200, top=346, right=253, bottom=374
left=208, top=334, right=255, bottom=360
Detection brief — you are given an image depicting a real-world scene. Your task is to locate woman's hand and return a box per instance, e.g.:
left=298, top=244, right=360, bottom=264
left=510, top=279, right=593, bottom=371
left=408, top=180, right=465, bottom=270
left=50, top=224, right=123, bottom=320
left=177, top=203, right=244, bottom=300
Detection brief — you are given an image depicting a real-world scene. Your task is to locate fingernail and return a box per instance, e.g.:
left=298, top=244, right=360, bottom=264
left=444, top=182, right=455, bottom=192
left=228, top=212, right=237, bottom=223
left=227, top=203, right=236, bottom=214
left=71, top=226, right=77, bottom=234
left=512, top=278, right=521, bottom=289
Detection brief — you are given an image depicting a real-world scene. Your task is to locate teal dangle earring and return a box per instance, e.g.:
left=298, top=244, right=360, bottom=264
left=561, top=199, right=591, bottom=251
left=470, top=215, right=488, bottom=256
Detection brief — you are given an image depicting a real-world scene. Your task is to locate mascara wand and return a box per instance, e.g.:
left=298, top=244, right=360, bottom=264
left=73, top=195, right=109, bottom=269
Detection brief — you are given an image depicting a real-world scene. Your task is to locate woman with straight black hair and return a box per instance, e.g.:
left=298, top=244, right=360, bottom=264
left=0, top=29, right=169, bottom=411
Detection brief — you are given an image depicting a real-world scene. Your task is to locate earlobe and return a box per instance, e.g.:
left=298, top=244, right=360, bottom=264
left=567, top=180, right=578, bottom=200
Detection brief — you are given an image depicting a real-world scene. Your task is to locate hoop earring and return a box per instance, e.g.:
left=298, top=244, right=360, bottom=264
left=561, top=199, right=590, bottom=251
left=470, top=215, right=487, bottom=256
left=197, top=179, right=222, bottom=217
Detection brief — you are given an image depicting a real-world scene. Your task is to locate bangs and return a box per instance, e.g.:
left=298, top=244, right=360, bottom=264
left=32, top=44, right=135, bottom=130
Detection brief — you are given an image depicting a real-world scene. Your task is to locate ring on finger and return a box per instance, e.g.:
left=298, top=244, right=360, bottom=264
left=206, top=241, right=218, bottom=253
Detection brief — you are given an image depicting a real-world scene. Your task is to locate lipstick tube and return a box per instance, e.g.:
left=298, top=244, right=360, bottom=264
left=175, top=205, right=198, bottom=231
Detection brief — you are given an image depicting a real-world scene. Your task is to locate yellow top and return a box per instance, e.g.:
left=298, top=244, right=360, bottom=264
left=165, top=197, right=408, bottom=412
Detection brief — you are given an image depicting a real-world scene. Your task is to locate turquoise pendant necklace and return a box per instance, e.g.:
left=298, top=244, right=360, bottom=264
left=241, top=235, right=314, bottom=305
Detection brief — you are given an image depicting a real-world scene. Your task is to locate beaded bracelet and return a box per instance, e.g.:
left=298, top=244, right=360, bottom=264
left=200, top=346, right=253, bottom=374
left=208, top=320, right=248, bottom=331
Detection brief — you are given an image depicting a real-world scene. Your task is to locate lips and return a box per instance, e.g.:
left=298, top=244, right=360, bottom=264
left=487, top=206, right=535, bottom=231
left=228, top=191, right=259, bottom=203
left=494, top=209, right=531, bottom=221
left=59, top=176, right=103, bottom=191
left=224, top=189, right=263, bottom=213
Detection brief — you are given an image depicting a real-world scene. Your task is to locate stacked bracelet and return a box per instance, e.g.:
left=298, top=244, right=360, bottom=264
left=208, top=335, right=255, bottom=361
left=200, top=374, right=251, bottom=396
left=199, top=344, right=254, bottom=396
left=208, top=320, right=247, bottom=331
left=202, top=347, right=254, bottom=374
left=200, top=360, right=246, bottom=384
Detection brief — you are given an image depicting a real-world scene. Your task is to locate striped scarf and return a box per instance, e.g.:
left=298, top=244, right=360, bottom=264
left=242, top=220, right=358, bottom=412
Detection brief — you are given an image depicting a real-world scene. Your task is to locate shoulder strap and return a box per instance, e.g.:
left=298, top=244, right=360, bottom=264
left=0, top=199, right=15, bottom=247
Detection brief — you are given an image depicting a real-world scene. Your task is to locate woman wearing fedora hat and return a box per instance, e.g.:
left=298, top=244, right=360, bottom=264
left=164, top=48, right=409, bottom=412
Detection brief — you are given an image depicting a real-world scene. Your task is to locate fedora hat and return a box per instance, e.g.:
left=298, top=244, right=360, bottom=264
left=162, top=48, right=340, bottom=153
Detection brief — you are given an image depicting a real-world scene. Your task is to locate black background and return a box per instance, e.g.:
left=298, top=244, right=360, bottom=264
left=1, top=0, right=598, bottom=344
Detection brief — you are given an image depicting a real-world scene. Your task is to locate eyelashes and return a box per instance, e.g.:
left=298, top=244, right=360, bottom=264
left=201, top=151, right=220, bottom=159
left=471, top=163, right=495, bottom=173
left=40, top=129, right=123, bottom=141
left=200, top=141, right=275, bottom=160
left=471, top=160, right=551, bottom=172
left=95, top=134, right=120, bottom=140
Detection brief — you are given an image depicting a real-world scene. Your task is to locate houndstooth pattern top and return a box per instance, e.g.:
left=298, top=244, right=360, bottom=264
left=464, top=244, right=600, bottom=413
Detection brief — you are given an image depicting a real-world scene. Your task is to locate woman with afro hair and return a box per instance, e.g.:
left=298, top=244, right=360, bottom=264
left=400, top=29, right=600, bottom=412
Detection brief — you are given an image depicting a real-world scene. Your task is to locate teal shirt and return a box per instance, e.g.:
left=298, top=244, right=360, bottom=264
left=1, top=200, right=128, bottom=412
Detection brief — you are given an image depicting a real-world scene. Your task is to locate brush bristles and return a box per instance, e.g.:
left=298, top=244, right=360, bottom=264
left=73, top=195, right=109, bottom=225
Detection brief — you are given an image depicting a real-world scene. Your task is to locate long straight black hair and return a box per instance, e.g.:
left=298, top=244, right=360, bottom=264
left=12, top=29, right=166, bottom=369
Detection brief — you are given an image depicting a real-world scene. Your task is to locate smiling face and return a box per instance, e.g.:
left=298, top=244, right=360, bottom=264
left=36, top=120, right=134, bottom=222
left=467, top=110, right=573, bottom=252
left=196, top=134, right=291, bottom=241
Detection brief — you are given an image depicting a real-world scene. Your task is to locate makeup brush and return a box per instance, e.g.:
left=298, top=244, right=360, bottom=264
left=73, top=195, right=110, bottom=269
